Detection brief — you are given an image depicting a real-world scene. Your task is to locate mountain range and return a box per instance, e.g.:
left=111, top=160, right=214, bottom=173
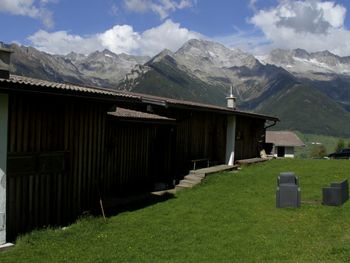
left=9, top=43, right=150, bottom=87
left=5, top=40, right=350, bottom=137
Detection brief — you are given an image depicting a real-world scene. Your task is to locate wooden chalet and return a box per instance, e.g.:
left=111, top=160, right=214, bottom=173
left=0, top=48, right=278, bottom=243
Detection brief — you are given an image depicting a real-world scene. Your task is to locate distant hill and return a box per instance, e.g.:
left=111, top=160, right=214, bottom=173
left=257, top=84, right=350, bottom=137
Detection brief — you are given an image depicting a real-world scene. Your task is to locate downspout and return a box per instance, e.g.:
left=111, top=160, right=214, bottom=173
left=264, top=120, right=277, bottom=130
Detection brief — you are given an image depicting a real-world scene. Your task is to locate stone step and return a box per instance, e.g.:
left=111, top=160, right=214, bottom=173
left=179, top=179, right=200, bottom=186
left=189, top=171, right=206, bottom=177
left=190, top=165, right=237, bottom=176
left=175, top=165, right=239, bottom=192
left=183, top=174, right=203, bottom=182
left=151, top=189, right=176, bottom=196
left=176, top=181, right=195, bottom=188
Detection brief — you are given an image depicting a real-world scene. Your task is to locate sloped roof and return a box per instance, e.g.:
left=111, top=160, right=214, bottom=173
left=108, top=107, right=175, bottom=121
left=0, top=75, right=138, bottom=98
left=0, top=74, right=279, bottom=121
left=266, top=131, right=305, bottom=147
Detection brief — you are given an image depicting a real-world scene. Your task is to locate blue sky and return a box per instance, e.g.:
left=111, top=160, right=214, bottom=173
left=2, top=0, right=350, bottom=56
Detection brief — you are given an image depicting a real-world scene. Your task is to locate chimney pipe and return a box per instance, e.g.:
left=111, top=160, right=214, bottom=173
left=226, top=85, right=236, bottom=109
left=0, top=47, right=12, bottom=79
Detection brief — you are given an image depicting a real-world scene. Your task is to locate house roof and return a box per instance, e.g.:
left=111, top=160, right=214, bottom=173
left=266, top=131, right=305, bottom=147
left=108, top=107, right=175, bottom=121
left=0, top=74, right=279, bottom=121
left=0, top=75, right=139, bottom=99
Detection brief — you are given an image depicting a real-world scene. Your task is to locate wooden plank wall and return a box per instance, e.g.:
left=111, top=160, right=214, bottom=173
left=6, top=93, right=109, bottom=240
left=103, top=119, right=175, bottom=197
left=174, top=111, right=227, bottom=176
left=234, top=116, right=265, bottom=160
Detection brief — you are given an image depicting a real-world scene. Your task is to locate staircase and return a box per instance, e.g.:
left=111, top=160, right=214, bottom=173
left=175, top=165, right=238, bottom=190
left=151, top=165, right=238, bottom=196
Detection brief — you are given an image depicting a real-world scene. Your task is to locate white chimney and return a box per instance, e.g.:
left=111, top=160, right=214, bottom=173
left=0, top=47, right=12, bottom=79
left=226, top=85, right=236, bottom=109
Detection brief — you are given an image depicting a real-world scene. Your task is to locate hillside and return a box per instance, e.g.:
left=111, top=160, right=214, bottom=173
left=259, top=48, right=350, bottom=110
left=121, top=40, right=297, bottom=109
left=258, top=84, right=350, bottom=137
left=121, top=50, right=227, bottom=105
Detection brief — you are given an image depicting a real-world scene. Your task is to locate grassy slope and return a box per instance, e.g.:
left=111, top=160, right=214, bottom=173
left=258, top=84, right=350, bottom=137
left=1, top=159, right=350, bottom=262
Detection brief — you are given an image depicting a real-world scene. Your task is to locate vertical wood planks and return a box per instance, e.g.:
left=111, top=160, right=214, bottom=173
left=6, top=94, right=109, bottom=240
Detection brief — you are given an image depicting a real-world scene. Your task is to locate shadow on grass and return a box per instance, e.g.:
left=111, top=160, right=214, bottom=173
left=96, top=192, right=176, bottom=218
left=7, top=191, right=175, bottom=242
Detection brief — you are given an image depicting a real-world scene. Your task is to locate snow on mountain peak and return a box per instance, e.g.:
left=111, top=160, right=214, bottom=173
left=260, top=48, right=350, bottom=76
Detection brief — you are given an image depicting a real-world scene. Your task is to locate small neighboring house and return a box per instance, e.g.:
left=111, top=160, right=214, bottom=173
left=265, top=131, right=305, bottom=158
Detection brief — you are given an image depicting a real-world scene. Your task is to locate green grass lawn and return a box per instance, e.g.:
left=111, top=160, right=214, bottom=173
left=2, top=159, right=350, bottom=262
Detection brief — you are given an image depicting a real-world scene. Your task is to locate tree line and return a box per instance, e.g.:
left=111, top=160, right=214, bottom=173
left=309, top=139, right=350, bottom=158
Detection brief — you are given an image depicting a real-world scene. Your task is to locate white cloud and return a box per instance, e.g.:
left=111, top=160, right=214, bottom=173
left=0, top=0, right=55, bottom=28
left=139, top=19, right=201, bottom=55
left=27, top=19, right=202, bottom=56
left=98, top=25, right=141, bottom=54
left=248, top=0, right=350, bottom=56
left=27, top=30, right=101, bottom=54
left=123, top=0, right=195, bottom=19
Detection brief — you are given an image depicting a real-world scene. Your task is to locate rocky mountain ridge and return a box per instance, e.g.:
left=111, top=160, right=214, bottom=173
left=8, top=43, right=150, bottom=88
left=258, top=48, right=350, bottom=78
left=6, top=39, right=350, bottom=136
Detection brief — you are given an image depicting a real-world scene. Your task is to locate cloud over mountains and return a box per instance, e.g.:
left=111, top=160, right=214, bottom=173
left=249, top=0, right=350, bottom=55
left=6, top=0, right=350, bottom=57
left=28, top=20, right=201, bottom=55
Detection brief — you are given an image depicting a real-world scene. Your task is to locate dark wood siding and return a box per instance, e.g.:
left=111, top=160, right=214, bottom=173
left=235, top=116, right=265, bottom=160
left=6, top=93, right=110, bottom=240
left=102, top=119, right=175, bottom=197
left=172, top=111, right=227, bottom=176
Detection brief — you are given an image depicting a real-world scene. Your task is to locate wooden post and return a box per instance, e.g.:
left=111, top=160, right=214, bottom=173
left=0, top=93, right=8, bottom=245
left=225, top=115, right=236, bottom=165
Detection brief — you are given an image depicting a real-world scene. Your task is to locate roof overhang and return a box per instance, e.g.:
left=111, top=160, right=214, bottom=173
left=0, top=75, right=280, bottom=122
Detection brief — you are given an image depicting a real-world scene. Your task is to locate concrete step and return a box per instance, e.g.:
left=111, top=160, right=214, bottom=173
left=190, top=165, right=237, bottom=176
left=151, top=189, right=176, bottom=196
left=183, top=174, right=203, bottom=182
left=176, top=181, right=195, bottom=188
left=175, top=165, right=239, bottom=192
left=189, top=171, right=206, bottom=177
left=179, top=179, right=200, bottom=186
